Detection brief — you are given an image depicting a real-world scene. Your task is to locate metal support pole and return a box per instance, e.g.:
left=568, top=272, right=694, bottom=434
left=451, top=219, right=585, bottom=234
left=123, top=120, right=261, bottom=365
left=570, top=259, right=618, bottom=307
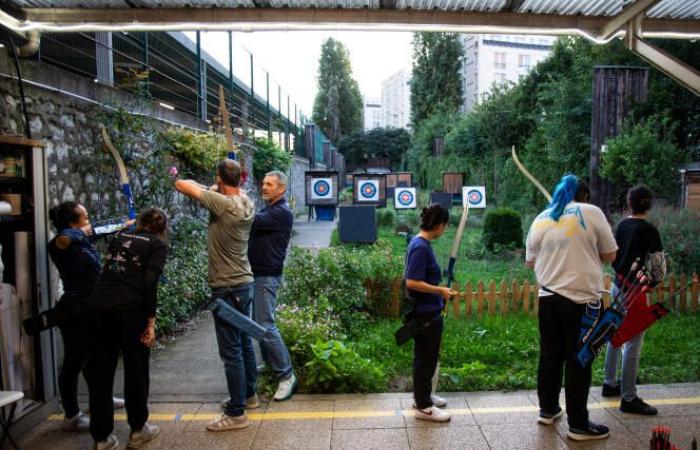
left=286, top=95, right=291, bottom=151
left=266, top=71, right=271, bottom=139
left=142, top=33, right=150, bottom=97
left=95, top=31, right=114, bottom=86
left=196, top=31, right=207, bottom=120
left=250, top=53, right=254, bottom=134
left=228, top=31, right=235, bottom=127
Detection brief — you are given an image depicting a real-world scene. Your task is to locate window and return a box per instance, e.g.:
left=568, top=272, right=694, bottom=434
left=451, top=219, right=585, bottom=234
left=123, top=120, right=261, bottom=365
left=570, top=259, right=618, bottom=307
left=495, top=72, right=506, bottom=83
left=518, top=54, right=531, bottom=70
left=494, top=52, right=506, bottom=70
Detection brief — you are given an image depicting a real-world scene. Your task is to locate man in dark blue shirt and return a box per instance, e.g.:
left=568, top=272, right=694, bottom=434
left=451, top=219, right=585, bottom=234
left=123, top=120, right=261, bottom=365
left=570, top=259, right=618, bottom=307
left=248, top=171, right=297, bottom=401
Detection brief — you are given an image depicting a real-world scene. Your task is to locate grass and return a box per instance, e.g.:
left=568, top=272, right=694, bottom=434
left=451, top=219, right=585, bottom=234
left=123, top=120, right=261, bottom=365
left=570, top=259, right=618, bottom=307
left=350, top=313, right=700, bottom=392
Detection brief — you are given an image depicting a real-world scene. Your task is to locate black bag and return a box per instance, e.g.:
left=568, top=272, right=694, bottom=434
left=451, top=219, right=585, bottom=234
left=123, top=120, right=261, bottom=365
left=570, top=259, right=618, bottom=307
left=22, top=294, right=85, bottom=336
left=394, top=291, right=417, bottom=346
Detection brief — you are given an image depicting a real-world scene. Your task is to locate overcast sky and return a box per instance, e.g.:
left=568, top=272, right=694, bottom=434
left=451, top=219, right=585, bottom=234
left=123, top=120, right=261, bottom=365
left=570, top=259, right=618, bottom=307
left=186, top=31, right=413, bottom=119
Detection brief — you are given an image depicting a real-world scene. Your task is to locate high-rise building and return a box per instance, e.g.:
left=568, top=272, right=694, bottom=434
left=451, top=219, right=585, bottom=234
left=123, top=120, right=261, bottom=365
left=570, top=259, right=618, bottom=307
left=461, top=35, right=555, bottom=112
left=363, top=97, right=382, bottom=131
left=381, top=69, right=411, bottom=129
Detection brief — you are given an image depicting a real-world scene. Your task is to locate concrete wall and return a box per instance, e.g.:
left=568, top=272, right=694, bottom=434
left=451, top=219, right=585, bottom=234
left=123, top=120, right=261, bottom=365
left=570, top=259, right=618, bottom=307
left=289, top=155, right=309, bottom=214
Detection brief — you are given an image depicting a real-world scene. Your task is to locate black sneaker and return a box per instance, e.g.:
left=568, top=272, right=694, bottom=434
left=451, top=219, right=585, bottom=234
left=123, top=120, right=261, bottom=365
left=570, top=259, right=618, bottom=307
left=567, top=421, right=610, bottom=441
left=601, top=383, right=621, bottom=397
left=537, top=407, right=564, bottom=425
left=620, top=397, right=658, bottom=415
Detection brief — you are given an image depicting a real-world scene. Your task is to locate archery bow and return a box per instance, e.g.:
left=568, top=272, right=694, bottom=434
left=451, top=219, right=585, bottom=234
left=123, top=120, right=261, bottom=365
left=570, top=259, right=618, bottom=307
left=446, top=200, right=470, bottom=288
left=100, top=125, right=136, bottom=220
left=218, top=85, right=249, bottom=183
left=511, top=146, right=552, bottom=202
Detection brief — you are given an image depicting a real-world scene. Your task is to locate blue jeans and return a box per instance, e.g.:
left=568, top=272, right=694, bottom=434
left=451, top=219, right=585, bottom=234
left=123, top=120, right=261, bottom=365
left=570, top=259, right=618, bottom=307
left=603, top=284, right=645, bottom=402
left=253, top=276, right=293, bottom=380
left=211, top=283, right=256, bottom=417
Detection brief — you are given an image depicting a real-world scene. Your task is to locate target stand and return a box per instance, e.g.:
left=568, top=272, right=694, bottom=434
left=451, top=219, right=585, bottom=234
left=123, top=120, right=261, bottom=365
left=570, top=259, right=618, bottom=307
left=352, top=174, right=387, bottom=208
left=305, top=171, right=339, bottom=221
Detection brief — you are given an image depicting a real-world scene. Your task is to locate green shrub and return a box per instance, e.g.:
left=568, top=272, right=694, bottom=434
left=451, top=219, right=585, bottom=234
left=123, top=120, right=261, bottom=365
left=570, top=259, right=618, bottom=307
left=396, top=209, right=420, bottom=228
left=376, top=208, right=396, bottom=228
left=276, top=298, right=343, bottom=375
left=156, top=217, right=209, bottom=334
left=280, top=241, right=403, bottom=330
left=305, top=340, right=386, bottom=393
left=483, top=208, right=523, bottom=251
left=251, top=137, right=292, bottom=183
left=645, top=207, right=700, bottom=275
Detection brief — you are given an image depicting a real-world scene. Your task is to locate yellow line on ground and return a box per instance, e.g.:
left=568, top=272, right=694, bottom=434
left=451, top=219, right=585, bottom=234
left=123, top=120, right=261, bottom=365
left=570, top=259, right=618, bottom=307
left=47, top=396, right=700, bottom=422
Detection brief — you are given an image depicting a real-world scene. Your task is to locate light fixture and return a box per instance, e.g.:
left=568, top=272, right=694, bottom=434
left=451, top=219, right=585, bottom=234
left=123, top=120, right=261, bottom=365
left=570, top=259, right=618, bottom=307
left=159, top=102, right=175, bottom=110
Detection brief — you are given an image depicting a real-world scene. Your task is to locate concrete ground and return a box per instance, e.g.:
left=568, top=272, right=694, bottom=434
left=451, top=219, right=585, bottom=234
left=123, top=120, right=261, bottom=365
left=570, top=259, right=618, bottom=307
left=19, top=382, right=700, bottom=449
left=17, top=215, right=700, bottom=449
left=288, top=215, right=336, bottom=249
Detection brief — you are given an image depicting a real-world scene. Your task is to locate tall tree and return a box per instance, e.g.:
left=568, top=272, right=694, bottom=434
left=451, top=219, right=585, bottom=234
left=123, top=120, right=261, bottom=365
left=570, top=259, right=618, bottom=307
left=312, top=38, right=363, bottom=144
left=410, top=33, right=463, bottom=127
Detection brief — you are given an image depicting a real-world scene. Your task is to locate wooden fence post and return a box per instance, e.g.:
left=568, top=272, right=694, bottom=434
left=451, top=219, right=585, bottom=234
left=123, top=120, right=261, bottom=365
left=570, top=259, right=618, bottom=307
left=692, top=275, right=699, bottom=312
left=534, top=284, right=540, bottom=315
left=452, top=289, right=460, bottom=318
left=656, top=279, right=665, bottom=306
left=679, top=274, right=687, bottom=313
left=523, top=279, right=530, bottom=314
left=465, top=282, right=473, bottom=316
left=511, top=280, right=520, bottom=312
left=669, top=275, right=676, bottom=310
left=477, top=281, right=485, bottom=316
left=488, top=280, right=496, bottom=316
left=390, top=277, right=402, bottom=316
left=500, top=280, right=508, bottom=314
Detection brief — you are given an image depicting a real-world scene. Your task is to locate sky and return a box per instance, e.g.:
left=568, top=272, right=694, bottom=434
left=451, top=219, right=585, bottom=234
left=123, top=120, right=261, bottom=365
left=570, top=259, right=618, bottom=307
left=186, top=31, right=413, bottom=119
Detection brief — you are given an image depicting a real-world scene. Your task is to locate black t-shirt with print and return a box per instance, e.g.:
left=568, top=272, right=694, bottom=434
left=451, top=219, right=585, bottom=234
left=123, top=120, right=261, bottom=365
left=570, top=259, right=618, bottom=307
left=612, top=218, right=663, bottom=280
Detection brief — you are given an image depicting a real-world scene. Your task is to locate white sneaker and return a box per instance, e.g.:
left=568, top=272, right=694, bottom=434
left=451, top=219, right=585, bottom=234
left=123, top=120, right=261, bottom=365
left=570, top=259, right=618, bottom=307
left=95, top=434, right=119, bottom=450
left=127, top=422, right=159, bottom=448
left=62, top=411, right=90, bottom=432
left=414, top=405, right=451, bottom=422
left=220, top=395, right=260, bottom=409
left=413, top=394, right=448, bottom=409
left=206, top=413, right=250, bottom=431
left=113, top=397, right=125, bottom=409
left=273, top=373, right=297, bottom=401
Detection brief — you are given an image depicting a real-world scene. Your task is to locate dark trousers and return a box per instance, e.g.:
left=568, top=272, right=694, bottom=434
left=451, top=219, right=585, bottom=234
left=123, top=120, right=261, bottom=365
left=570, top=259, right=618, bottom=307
left=84, top=308, right=150, bottom=442
left=412, top=313, right=443, bottom=410
left=537, top=294, right=592, bottom=428
left=58, top=313, right=89, bottom=418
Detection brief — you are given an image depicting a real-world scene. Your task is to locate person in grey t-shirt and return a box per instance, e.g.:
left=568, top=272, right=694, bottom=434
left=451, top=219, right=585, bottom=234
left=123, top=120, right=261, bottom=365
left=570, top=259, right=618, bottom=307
left=175, top=159, right=258, bottom=432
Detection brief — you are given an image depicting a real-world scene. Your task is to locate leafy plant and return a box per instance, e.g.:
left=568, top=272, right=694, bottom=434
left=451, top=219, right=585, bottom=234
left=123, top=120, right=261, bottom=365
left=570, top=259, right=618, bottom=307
left=376, top=208, right=396, bottom=228
left=159, top=127, right=227, bottom=176
left=305, top=340, right=386, bottom=393
left=483, top=208, right=523, bottom=251
left=251, top=137, right=293, bottom=183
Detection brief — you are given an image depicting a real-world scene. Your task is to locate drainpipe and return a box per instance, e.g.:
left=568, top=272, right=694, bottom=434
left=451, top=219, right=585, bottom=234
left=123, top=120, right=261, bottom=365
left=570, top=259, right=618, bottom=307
left=16, top=30, right=40, bottom=58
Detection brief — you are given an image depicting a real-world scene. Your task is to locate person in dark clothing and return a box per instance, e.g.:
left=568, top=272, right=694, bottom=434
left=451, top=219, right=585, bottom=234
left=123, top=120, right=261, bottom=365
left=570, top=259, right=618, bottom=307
left=405, top=204, right=456, bottom=423
left=247, top=171, right=297, bottom=401
left=84, top=208, right=169, bottom=450
left=602, top=185, right=666, bottom=415
left=48, top=202, right=129, bottom=432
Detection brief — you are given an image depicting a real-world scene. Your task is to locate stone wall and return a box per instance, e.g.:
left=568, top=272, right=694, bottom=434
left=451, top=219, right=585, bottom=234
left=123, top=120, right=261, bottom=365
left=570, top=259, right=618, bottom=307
left=0, top=54, right=265, bottom=219
left=289, top=155, right=310, bottom=214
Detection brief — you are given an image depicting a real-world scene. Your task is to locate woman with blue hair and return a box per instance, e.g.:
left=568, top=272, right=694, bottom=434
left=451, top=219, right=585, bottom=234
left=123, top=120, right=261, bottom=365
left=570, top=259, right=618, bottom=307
left=525, top=174, right=618, bottom=442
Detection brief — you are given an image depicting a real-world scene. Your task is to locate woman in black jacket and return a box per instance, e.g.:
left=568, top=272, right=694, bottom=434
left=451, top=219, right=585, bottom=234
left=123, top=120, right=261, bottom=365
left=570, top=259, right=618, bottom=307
left=47, top=202, right=129, bottom=431
left=85, top=208, right=169, bottom=450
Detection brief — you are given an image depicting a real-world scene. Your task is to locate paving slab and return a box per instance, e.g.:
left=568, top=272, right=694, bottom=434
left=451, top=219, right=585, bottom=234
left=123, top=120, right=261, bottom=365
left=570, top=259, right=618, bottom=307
left=330, top=428, right=410, bottom=450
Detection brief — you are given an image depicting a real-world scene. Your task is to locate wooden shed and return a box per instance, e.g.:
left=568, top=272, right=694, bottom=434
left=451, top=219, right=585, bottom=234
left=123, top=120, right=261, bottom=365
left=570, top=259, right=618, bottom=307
left=681, top=162, right=700, bottom=210
left=442, top=172, right=464, bottom=194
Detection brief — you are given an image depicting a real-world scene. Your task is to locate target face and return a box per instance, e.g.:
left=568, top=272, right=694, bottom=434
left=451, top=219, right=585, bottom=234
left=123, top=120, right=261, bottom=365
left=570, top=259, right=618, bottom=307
left=394, top=188, right=417, bottom=209
left=358, top=180, right=380, bottom=202
left=462, top=186, right=486, bottom=208
left=311, top=178, right=333, bottom=200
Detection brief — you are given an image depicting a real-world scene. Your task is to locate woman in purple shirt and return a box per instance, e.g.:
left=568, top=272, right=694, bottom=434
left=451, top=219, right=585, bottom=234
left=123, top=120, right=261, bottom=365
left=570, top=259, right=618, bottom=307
left=405, top=204, right=456, bottom=423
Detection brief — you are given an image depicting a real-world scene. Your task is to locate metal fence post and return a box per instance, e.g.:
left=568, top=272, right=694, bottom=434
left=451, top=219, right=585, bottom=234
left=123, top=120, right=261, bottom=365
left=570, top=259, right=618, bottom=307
left=266, top=72, right=271, bottom=139
left=142, top=32, right=150, bottom=97
left=228, top=31, right=235, bottom=126
left=196, top=31, right=207, bottom=121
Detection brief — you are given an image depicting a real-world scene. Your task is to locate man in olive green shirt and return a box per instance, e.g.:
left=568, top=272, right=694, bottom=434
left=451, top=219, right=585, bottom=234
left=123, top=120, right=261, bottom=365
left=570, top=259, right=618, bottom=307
left=175, top=159, right=257, bottom=432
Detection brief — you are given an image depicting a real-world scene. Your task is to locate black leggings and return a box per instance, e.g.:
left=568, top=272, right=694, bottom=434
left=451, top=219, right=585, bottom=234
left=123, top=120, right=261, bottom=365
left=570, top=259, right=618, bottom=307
left=84, top=308, right=150, bottom=442
left=58, top=314, right=89, bottom=418
left=412, top=313, right=443, bottom=410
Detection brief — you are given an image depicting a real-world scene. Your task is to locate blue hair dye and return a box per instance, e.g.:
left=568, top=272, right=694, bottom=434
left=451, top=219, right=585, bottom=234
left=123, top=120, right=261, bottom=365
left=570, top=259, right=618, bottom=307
left=548, top=174, right=578, bottom=221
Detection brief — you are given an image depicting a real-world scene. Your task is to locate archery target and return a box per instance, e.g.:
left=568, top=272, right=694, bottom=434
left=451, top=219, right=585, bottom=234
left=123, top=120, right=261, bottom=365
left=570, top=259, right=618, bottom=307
left=394, top=188, right=417, bottom=209
left=311, top=178, right=333, bottom=200
left=462, top=186, right=486, bottom=208
left=358, top=180, right=380, bottom=202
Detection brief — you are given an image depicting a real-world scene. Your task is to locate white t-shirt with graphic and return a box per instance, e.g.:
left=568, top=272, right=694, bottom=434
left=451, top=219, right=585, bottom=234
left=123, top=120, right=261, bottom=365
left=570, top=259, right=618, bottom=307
left=525, top=202, right=618, bottom=304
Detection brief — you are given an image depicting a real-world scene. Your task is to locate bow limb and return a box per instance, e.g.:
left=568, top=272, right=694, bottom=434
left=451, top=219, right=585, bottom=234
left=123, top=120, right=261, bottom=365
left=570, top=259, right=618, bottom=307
left=446, top=201, right=469, bottom=288
left=511, top=146, right=552, bottom=203
left=100, top=125, right=136, bottom=220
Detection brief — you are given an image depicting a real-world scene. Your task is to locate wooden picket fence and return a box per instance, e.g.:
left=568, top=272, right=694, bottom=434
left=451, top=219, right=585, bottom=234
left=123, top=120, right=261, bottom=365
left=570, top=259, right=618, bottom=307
left=387, top=274, right=700, bottom=317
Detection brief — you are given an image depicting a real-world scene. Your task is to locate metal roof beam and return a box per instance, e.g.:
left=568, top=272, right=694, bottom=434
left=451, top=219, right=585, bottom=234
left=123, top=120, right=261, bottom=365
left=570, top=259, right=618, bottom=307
left=501, top=0, right=525, bottom=14
left=626, top=14, right=700, bottom=96
left=380, top=0, right=397, bottom=10
left=597, top=0, right=661, bottom=41
left=5, top=8, right=699, bottom=39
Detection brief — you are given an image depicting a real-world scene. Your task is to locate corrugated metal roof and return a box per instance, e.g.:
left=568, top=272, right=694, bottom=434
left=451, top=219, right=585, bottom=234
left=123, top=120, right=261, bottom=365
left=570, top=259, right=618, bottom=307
left=5, top=0, right=700, bottom=20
